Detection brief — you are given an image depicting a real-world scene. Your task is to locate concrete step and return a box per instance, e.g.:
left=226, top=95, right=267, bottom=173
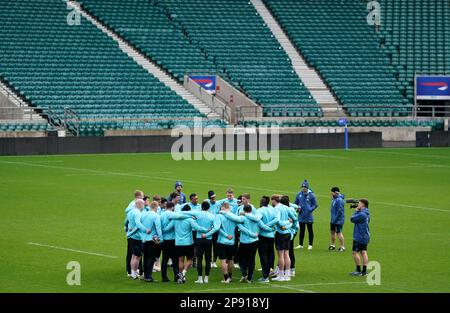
left=0, top=82, right=45, bottom=122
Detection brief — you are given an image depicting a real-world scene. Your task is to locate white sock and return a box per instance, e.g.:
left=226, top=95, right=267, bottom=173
left=204, top=276, right=208, bottom=283
left=131, top=270, right=137, bottom=278
left=182, top=269, right=187, bottom=275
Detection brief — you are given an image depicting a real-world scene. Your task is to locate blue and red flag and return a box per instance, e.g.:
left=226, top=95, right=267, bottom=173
left=189, top=75, right=216, bottom=94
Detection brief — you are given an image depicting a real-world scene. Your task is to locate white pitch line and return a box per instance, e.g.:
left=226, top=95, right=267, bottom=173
left=1, top=160, right=449, bottom=213
left=65, top=173, right=114, bottom=177
left=359, top=150, right=450, bottom=160
left=374, top=201, right=450, bottom=213
left=289, top=281, right=366, bottom=287
left=409, top=162, right=450, bottom=169
left=187, top=281, right=364, bottom=293
left=354, top=165, right=423, bottom=170
left=268, top=283, right=315, bottom=293
left=283, top=153, right=349, bottom=160
left=188, top=285, right=273, bottom=293
left=27, top=242, right=118, bottom=259
left=355, top=162, right=450, bottom=170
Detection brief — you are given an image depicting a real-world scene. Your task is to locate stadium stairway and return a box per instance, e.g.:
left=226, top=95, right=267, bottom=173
left=251, top=0, right=344, bottom=118
left=68, top=0, right=220, bottom=119
left=148, top=0, right=322, bottom=117
left=0, top=79, right=46, bottom=122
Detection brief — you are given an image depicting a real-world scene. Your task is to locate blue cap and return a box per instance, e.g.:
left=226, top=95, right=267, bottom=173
left=175, top=181, right=183, bottom=188
left=301, top=179, right=309, bottom=188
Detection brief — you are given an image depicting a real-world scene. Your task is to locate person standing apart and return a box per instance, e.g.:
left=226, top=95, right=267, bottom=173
left=329, top=187, right=346, bottom=252
left=350, top=199, right=370, bottom=277
left=294, top=180, right=318, bottom=250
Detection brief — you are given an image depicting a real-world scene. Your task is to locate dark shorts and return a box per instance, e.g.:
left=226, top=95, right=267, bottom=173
left=176, top=244, right=195, bottom=258
left=217, top=243, right=236, bottom=261
left=330, top=223, right=344, bottom=233
left=352, top=240, right=368, bottom=252
left=130, top=238, right=143, bottom=256
left=275, top=233, right=291, bottom=251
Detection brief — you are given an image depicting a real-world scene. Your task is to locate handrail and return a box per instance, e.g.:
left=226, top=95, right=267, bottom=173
left=64, top=107, right=81, bottom=136
left=184, top=75, right=234, bottom=124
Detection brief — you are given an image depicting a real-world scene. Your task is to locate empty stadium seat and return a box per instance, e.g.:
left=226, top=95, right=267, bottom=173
left=0, top=0, right=205, bottom=134
left=80, top=0, right=321, bottom=117
left=264, top=0, right=410, bottom=116
left=377, top=0, right=450, bottom=102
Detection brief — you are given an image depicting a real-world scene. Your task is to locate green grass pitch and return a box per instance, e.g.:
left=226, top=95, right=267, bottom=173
left=0, top=148, right=449, bottom=293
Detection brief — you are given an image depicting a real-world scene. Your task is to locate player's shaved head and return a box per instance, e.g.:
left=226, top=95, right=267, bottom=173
left=221, top=202, right=230, bottom=211
left=135, top=199, right=145, bottom=209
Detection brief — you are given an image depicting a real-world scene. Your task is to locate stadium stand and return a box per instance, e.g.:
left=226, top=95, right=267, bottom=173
left=0, top=122, right=52, bottom=133
left=79, top=0, right=321, bottom=117
left=377, top=0, right=450, bottom=103
left=0, top=0, right=447, bottom=137
left=76, top=119, right=225, bottom=136
left=0, top=0, right=211, bottom=134
left=80, top=0, right=219, bottom=82
left=264, top=0, right=409, bottom=116
left=241, top=119, right=444, bottom=130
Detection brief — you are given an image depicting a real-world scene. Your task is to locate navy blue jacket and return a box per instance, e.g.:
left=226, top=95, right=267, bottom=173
left=351, top=207, right=370, bottom=244
left=294, top=190, right=318, bottom=223
left=330, top=194, right=345, bottom=225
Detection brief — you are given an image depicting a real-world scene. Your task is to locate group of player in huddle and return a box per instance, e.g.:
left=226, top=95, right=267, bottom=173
left=124, top=180, right=371, bottom=284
